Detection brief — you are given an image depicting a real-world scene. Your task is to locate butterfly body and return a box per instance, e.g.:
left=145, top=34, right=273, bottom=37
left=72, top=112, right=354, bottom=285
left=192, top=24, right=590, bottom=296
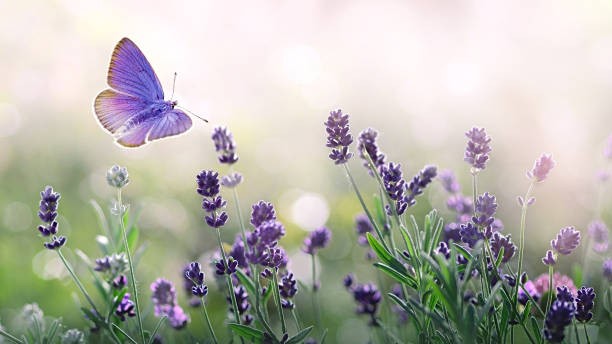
left=94, top=38, right=192, bottom=147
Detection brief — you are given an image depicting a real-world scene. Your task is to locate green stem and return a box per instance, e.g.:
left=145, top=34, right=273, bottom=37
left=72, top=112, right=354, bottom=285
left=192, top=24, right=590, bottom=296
left=272, top=270, right=287, bottom=334
left=231, top=188, right=249, bottom=251
left=343, top=163, right=389, bottom=251
left=214, top=228, right=242, bottom=326
left=514, top=182, right=535, bottom=319
left=584, top=323, right=591, bottom=344
left=545, top=265, right=554, bottom=316
left=117, top=189, right=145, bottom=344
left=291, top=307, right=301, bottom=331
left=574, top=321, right=581, bottom=344
left=56, top=250, right=99, bottom=316
left=0, top=328, right=24, bottom=344
left=311, top=253, right=321, bottom=330
left=147, top=316, right=167, bottom=344
left=201, top=301, right=218, bottom=344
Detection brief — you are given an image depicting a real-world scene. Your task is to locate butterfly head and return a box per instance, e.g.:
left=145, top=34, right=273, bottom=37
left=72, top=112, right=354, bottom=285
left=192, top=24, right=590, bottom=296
left=171, top=100, right=178, bottom=108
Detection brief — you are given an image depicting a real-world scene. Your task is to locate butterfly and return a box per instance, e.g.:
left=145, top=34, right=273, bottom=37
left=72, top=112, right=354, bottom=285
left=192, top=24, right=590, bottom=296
left=94, top=38, right=197, bottom=147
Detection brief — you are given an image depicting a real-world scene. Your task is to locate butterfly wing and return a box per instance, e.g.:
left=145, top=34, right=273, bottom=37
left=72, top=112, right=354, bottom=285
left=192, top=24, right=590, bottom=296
left=116, top=109, right=192, bottom=147
left=107, top=38, right=164, bottom=100
left=94, top=89, right=146, bottom=134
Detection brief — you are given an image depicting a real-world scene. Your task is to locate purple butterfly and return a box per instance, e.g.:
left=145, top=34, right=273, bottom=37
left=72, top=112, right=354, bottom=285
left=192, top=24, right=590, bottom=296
left=94, top=38, right=193, bottom=147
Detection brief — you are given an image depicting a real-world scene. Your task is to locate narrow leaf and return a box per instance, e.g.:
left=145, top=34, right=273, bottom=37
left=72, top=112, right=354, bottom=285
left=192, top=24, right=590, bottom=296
left=286, top=326, right=314, bottom=344
left=228, top=323, right=264, bottom=342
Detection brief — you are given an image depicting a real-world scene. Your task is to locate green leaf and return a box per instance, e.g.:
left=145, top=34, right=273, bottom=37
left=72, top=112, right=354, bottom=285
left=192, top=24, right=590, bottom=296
left=126, top=225, right=139, bottom=251
left=366, top=233, right=407, bottom=274
left=74, top=249, right=108, bottom=300
left=236, top=269, right=257, bottom=297
left=228, top=324, right=264, bottom=343
left=90, top=200, right=112, bottom=243
left=529, top=316, right=541, bottom=343
left=373, top=262, right=417, bottom=288
left=493, top=246, right=504, bottom=269
left=398, top=225, right=420, bottom=268
left=286, top=326, right=314, bottom=344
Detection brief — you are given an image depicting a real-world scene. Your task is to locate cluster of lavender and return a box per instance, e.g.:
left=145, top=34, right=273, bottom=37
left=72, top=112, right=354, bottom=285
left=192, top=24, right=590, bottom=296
left=37, top=186, right=66, bottom=249
left=151, top=279, right=189, bottom=329
left=543, top=285, right=596, bottom=343
left=342, top=274, right=381, bottom=326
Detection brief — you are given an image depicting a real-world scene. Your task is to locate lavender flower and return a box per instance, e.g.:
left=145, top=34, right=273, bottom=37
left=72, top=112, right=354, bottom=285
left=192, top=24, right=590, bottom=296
left=404, top=165, right=437, bottom=208
left=343, top=274, right=355, bottom=288
left=37, top=186, right=66, bottom=250
left=355, top=214, right=374, bottom=246
left=94, top=253, right=128, bottom=277
left=464, top=127, right=492, bottom=171
left=106, top=165, right=130, bottom=188
left=381, top=162, right=408, bottom=215
left=279, top=271, right=298, bottom=309
left=436, top=241, right=451, bottom=259
left=490, top=232, right=516, bottom=264
left=61, top=329, right=85, bottom=344
left=575, top=287, right=595, bottom=322
left=182, top=264, right=202, bottom=307
left=151, top=278, right=189, bottom=329
left=551, top=226, right=581, bottom=255
left=196, top=170, right=228, bottom=228
left=604, top=259, right=612, bottom=282
left=221, top=172, right=243, bottom=188
left=446, top=195, right=473, bottom=220
left=112, top=275, right=127, bottom=289
left=542, top=250, right=556, bottom=266
left=357, top=128, right=385, bottom=175
left=250, top=201, right=276, bottom=227
left=527, top=154, right=555, bottom=182
left=212, top=126, right=239, bottom=165
left=350, top=282, right=382, bottom=325
left=473, top=193, right=497, bottom=229
left=543, top=299, right=575, bottom=343
left=439, top=169, right=461, bottom=194
left=459, top=222, right=483, bottom=248
left=229, top=285, right=252, bottom=325
left=325, top=109, right=353, bottom=164
left=587, top=220, right=609, bottom=253
left=215, top=257, right=238, bottom=276
left=556, top=286, right=574, bottom=302
left=229, top=236, right=248, bottom=269
left=115, top=294, right=136, bottom=321
left=303, top=227, right=331, bottom=255
left=185, top=262, right=208, bottom=297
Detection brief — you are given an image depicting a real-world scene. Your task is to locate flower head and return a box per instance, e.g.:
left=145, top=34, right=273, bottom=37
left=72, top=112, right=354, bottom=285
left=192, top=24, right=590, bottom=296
left=325, top=109, right=353, bottom=164
left=575, top=287, right=595, bottom=323
left=404, top=165, right=437, bottom=208
left=473, top=192, right=497, bottom=230
left=543, top=299, right=575, bottom=343
left=37, top=186, right=66, bottom=250
left=197, top=170, right=228, bottom=228
left=221, top=172, right=243, bottom=188
left=527, top=154, right=555, bottom=182
left=196, top=170, right=220, bottom=198
left=587, top=220, right=609, bottom=253
left=357, top=128, right=385, bottom=175
left=106, top=165, right=130, bottom=188
left=116, top=294, right=136, bottom=321
left=459, top=222, right=483, bottom=248
left=212, top=126, right=239, bottom=165
left=94, top=253, right=128, bottom=278
left=381, top=162, right=408, bottom=215
left=464, top=127, right=492, bottom=171
left=350, top=282, right=382, bottom=324
left=151, top=279, right=189, bottom=329
left=303, top=227, right=332, bottom=255
left=229, top=285, right=252, bottom=324
left=355, top=214, right=374, bottom=246
left=250, top=201, right=277, bottom=227
left=490, top=232, right=516, bottom=264
left=551, top=226, right=581, bottom=255
left=542, top=250, right=556, bottom=266
left=279, top=272, right=298, bottom=309
left=215, top=256, right=238, bottom=276
left=439, top=169, right=461, bottom=194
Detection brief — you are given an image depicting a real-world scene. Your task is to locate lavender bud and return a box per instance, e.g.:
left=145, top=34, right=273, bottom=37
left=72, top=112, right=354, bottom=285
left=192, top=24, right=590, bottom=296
left=325, top=109, right=353, bottom=164
left=551, top=226, right=581, bottom=255
left=542, top=250, right=556, bottom=266
left=459, top=222, right=483, bottom=248
left=527, top=154, right=555, bottom=182
left=438, top=169, right=461, bottom=194
left=116, top=294, right=136, bottom=321
left=112, top=275, right=127, bottom=289
left=221, top=172, right=243, bottom=188
left=302, top=227, right=332, bottom=255
left=212, top=126, right=239, bottom=165
left=464, top=127, right=491, bottom=171
left=543, top=300, right=575, bottom=343
left=490, top=232, right=516, bottom=264
left=604, top=259, right=612, bottom=282
left=250, top=201, right=277, bottom=227
left=61, top=329, right=85, bottom=344
left=196, top=170, right=220, bottom=197
left=575, top=287, right=595, bottom=323
left=357, top=128, right=385, bottom=175
left=106, top=165, right=130, bottom=188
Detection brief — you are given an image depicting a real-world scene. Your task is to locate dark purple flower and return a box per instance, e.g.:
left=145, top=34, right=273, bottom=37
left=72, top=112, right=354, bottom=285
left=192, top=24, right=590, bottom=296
left=587, top=220, right=609, bottom=253
left=355, top=214, right=374, bottom=246
left=37, top=186, right=66, bottom=250
left=443, top=222, right=463, bottom=243
left=436, top=241, right=451, bottom=259
left=473, top=192, right=497, bottom=229
left=542, top=250, right=556, bottom=266
left=196, top=170, right=220, bottom=197
left=357, top=128, right=385, bottom=175
left=551, top=226, right=581, bottom=255
left=303, top=227, right=331, bottom=255
left=343, top=274, right=355, bottom=288
left=116, top=294, right=136, bottom=321
left=351, top=282, right=382, bottom=324
left=182, top=264, right=201, bottom=307
left=404, top=165, right=437, bottom=208
left=543, top=299, right=575, bottom=343
left=464, top=127, right=491, bottom=171
left=112, top=275, right=127, bottom=289
left=325, top=109, right=353, bottom=164
left=263, top=247, right=287, bottom=269
left=556, top=286, right=574, bottom=302
left=460, top=222, right=483, bottom=248
left=221, top=172, right=243, bottom=188
left=184, top=262, right=207, bottom=298
left=228, top=285, right=251, bottom=321
left=575, top=287, right=595, bottom=323
left=215, top=257, right=238, bottom=276
left=527, top=154, right=555, bottom=182
left=604, top=259, right=612, bottom=282
left=279, top=272, right=298, bottom=309
left=43, top=236, right=67, bottom=250
left=212, top=126, right=239, bottom=165
left=229, top=236, right=248, bottom=269
left=381, top=162, right=408, bottom=215
left=250, top=201, right=277, bottom=227
left=439, top=169, right=461, bottom=194
left=490, top=232, right=516, bottom=264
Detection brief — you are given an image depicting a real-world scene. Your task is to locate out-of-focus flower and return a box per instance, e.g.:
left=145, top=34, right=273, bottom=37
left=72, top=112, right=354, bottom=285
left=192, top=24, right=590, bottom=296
left=112, top=275, right=127, bottom=289
left=228, top=285, right=252, bottom=325
left=94, top=253, right=128, bottom=278
left=116, top=294, right=136, bottom=321
left=20, top=304, right=44, bottom=328
left=279, top=271, right=298, bottom=309
left=212, top=126, right=239, bottom=165
left=221, top=172, right=243, bottom=188
left=151, top=278, right=189, bottom=329
left=543, top=299, right=575, bottom=343
left=551, top=226, right=581, bottom=255
left=303, top=227, right=331, bottom=255
left=344, top=277, right=381, bottom=325
left=604, top=259, right=612, bottom=282
left=464, top=127, right=491, bottom=171
left=527, top=154, right=555, bottom=182
left=575, top=287, right=595, bottom=323
left=459, top=222, right=482, bottom=248
left=357, top=128, right=385, bottom=176
left=61, top=329, right=85, bottom=344
left=325, top=109, right=353, bottom=164
left=438, top=169, right=461, bottom=194
left=106, top=165, right=130, bottom=188
left=587, top=220, right=609, bottom=253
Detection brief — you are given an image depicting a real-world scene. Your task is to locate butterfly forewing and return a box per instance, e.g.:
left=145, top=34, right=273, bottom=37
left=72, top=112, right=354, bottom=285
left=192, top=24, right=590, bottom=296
left=108, top=37, right=164, bottom=100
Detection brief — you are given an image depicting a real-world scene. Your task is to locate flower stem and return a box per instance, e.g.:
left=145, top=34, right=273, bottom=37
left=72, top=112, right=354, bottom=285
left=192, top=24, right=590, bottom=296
left=0, top=328, right=24, bottom=344
left=545, top=265, right=554, bottom=316
left=584, top=323, right=591, bottom=344
left=231, top=188, right=249, bottom=250
left=311, top=253, right=321, bottom=330
left=117, top=189, right=145, bottom=344
left=514, top=182, right=535, bottom=319
left=272, top=270, right=287, bottom=334
left=214, top=228, right=242, bottom=326
left=56, top=250, right=100, bottom=317
left=201, top=301, right=218, bottom=344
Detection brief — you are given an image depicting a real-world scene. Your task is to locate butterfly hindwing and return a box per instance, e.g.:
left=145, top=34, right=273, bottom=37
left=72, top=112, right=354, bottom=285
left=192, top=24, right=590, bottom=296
left=108, top=37, right=164, bottom=101
left=148, top=109, right=192, bottom=141
left=94, top=89, right=146, bottom=134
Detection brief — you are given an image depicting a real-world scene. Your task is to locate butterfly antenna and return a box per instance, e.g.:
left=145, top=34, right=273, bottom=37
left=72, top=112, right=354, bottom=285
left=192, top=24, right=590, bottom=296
left=177, top=105, right=209, bottom=123
left=170, top=72, right=177, bottom=101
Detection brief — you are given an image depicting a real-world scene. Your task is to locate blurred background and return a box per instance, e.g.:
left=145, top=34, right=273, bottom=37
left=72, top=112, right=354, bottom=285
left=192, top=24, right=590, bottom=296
left=1, top=0, right=611, bottom=342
